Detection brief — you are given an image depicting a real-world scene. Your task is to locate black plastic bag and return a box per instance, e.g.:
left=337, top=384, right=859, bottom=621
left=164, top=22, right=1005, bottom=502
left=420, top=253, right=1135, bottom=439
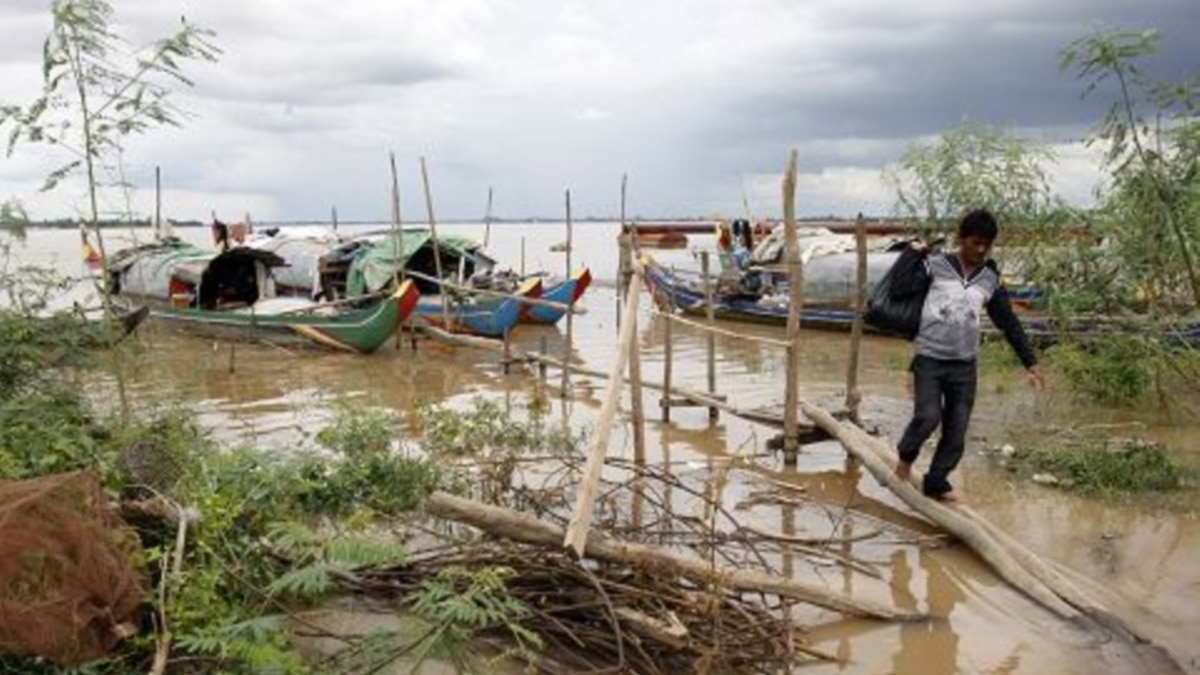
left=864, top=247, right=929, bottom=340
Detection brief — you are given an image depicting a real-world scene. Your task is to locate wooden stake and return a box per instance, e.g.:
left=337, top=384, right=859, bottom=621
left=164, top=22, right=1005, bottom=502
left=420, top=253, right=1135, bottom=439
left=484, top=186, right=494, bottom=249
left=700, top=250, right=718, bottom=420
left=419, top=156, right=450, bottom=329
left=622, top=173, right=646, bottom=463
left=661, top=289, right=674, bottom=422
left=154, top=166, right=162, bottom=239
left=781, top=150, right=804, bottom=465
left=564, top=270, right=643, bottom=556
left=538, top=335, right=548, bottom=383
left=561, top=190, right=574, bottom=398
left=520, top=236, right=526, bottom=276
left=331, top=205, right=339, bottom=232
left=390, top=152, right=405, bottom=349
left=845, top=213, right=867, bottom=423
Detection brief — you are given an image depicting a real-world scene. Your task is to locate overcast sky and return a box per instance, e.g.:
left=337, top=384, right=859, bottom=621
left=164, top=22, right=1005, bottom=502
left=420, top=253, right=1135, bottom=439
left=0, top=0, right=1196, bottom=222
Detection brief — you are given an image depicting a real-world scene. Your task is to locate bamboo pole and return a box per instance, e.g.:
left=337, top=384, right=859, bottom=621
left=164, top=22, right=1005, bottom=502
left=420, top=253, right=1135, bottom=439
left=661, top=289, right=674, bottom=423
left=419, top=156, right=450, bottom=329
left=564, top=269, right=643, bottom=556
left=622, top=176, right=646, bottom=465
left=429, top=491, right=919, bottom=620
left=700, top=250, right=718, bottom=420
left=781, top=150, right=804, bottom=464
left=845, top=214, right=867, bottom=423
left=389, top=152, right=404, bottom=349
left=154, top=166, right=161, bottom=239
left=651, top=311, right=791, bottom=348
left=561, top=190, right=574, bottom=398
left=483, top=186, right=494, bottom=249
left=520, top=236, right=526, bottom=276
left=405, top=271, right=583, bottom=313
left=331, top=205, right=339, bottom=232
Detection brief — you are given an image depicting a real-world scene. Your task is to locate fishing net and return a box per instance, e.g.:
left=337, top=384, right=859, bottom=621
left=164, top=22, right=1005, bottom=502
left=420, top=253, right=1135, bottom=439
left=0, top=471, right=145, bottom=665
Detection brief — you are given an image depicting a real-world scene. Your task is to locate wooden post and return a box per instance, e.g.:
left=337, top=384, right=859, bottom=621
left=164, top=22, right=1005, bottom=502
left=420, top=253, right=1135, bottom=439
left=419, top=157, right=450, bottom=329
left=331, top=205, right=339, bottom=232
left=845, top=213, right=867, bottom=423
left=564, top=270, right=643, bottom=556
left=483, top=186, right=494, bottom=249
left=520, top=237, right=526, bottom=276
left=502, top=328, right=512, bottom=375
left=390, top=152, right=405, bottom=350
left=618, top=173, right=646, bottom=460
left=538, top=336, right=548, bottom=383
left=700, top=250, right=718, bottom=420
left=781, top=150, right=804, bottom=465
left=154, top=166, right=162, bottom=238
left=661, top=291, right=674, bottom=422
left=561, top=190, right=574, bottom=398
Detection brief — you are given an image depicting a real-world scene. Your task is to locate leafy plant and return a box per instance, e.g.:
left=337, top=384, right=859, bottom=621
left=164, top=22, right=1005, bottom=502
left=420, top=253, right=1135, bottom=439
left=1007, top=437, right=1192, bottom=495
left=0, top=0, right=219, bottom=296
left=408, top=566, right=544, bottom=671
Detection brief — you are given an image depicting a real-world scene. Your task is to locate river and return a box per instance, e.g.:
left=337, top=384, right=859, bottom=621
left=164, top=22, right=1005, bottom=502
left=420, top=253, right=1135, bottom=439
left=8, top=223, right=1199, bottom=674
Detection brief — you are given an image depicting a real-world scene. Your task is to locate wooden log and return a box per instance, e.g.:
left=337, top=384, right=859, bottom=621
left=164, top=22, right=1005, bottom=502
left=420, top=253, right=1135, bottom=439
left=564, top=270, right=643, bottom=556
left=781, top=150, right=804, bottom=464
left=845, top=214, right=867, bottom=423
left=427, top=491, right=921, bottom=621
left=700, top=250, right=718, bottom=420
left=800, top=402, right=1187, bottom=673
left=798, top=402, right=1078, bottom=617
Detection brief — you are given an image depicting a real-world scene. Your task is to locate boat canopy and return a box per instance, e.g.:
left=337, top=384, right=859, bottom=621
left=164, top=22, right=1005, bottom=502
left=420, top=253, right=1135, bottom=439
left=248, top=234, right=334, bottom=297
left=112, top=240, right=285, bottom=309
left=346, top=229, right=495, bottom=296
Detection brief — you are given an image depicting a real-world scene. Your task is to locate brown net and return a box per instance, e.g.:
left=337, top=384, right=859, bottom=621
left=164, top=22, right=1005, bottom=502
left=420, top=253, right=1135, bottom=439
left=0, top=471, right=146, bottom=665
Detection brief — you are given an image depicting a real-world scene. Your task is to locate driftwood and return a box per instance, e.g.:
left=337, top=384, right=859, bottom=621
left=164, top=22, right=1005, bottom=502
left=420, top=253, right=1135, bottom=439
left=427, top=491, right=923, bottom=621
left=800, top=402, right=1187, bottom=674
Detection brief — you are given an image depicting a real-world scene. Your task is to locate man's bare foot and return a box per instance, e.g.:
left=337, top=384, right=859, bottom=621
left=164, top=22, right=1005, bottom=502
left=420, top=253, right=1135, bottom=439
left=894, top=461, right=912, bottom=483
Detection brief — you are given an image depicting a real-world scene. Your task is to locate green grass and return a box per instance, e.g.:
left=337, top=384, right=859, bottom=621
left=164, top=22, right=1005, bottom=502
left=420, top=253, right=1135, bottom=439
left=1007, top=438, right=1193, bottom=495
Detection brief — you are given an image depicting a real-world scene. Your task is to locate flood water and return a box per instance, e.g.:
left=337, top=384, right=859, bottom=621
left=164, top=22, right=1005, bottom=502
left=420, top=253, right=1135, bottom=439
left=9, top=224, right=1200, bottom=674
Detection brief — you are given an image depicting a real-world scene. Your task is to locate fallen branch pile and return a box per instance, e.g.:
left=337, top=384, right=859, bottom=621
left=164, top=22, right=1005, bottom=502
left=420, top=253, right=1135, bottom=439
left=358, top=543, right=828, bottom=674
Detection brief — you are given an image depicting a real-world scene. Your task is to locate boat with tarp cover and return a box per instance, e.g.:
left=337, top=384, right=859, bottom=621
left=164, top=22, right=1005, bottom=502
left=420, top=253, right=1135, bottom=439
left=106, top=239, right=418, bottom=353
left=268, top=227, right=587, bottom=336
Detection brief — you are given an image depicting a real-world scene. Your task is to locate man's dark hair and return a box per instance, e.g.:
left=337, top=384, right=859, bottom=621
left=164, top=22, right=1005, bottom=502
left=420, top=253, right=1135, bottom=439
left=958, top=209, right=998, bottom=241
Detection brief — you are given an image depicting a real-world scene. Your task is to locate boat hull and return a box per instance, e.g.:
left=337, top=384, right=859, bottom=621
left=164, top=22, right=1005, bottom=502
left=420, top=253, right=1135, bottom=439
left=417, top=278, right=543, bottom=338
left=520, top=268, right=592, bottom=325
left=640, top=254, right=1200, bottom=345
left=130, top=280, right=418, bottom=354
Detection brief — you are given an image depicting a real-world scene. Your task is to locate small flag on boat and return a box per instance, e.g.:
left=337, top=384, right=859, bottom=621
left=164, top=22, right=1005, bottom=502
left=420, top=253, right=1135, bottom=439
left=82, top=240, right=102, bottom=270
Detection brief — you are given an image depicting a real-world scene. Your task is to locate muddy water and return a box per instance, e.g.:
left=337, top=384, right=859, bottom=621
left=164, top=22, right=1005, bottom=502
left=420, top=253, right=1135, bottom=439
left=10, top=224, right=1200, bottom=674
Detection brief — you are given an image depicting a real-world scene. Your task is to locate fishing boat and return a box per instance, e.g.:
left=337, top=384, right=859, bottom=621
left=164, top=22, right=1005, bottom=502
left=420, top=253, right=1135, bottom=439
left=520, top=267, right=592, bottom=325
left=417, top=277, right=544, bottom=337
left=106, top=239, right=418, bottom=353
left=641, top=253, right=1200, bottom=345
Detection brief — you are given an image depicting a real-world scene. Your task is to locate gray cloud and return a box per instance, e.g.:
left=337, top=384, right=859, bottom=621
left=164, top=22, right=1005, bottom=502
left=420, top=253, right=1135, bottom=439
left=0, top=0, right=1196, bottom=221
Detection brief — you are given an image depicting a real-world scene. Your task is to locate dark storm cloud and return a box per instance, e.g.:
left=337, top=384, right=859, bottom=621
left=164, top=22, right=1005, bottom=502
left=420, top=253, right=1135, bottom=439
left=690, top=0, right=1200, bottom=174
left=0, top=0, right=1197, bottom=219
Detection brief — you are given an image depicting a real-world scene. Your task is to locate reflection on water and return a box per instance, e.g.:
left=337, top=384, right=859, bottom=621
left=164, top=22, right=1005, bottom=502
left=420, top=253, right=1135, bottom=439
left=10, top=225, right=1200, bottom=673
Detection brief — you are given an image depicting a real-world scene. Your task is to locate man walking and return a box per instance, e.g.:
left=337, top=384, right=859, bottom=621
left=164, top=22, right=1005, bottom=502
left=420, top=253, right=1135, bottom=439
left=890, top=209, right=1043, bottom=502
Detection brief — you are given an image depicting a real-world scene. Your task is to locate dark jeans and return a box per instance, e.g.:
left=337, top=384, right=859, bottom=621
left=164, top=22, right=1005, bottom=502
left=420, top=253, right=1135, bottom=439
left=897, top=355, right=977, bottom=497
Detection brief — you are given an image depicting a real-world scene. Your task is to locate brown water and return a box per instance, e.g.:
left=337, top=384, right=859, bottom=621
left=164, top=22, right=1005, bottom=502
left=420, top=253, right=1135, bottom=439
left=9, top=225, right=1200, bottom=674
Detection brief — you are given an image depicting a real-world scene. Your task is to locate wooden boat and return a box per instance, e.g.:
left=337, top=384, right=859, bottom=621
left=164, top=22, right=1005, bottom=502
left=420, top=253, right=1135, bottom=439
left=520, top=268, right=592, bottom=325
left=107, top=240, right=418, bottom=354
left=417, top=277, right=543, bottom=337
left=640, top=253, right=1200, bottom=344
